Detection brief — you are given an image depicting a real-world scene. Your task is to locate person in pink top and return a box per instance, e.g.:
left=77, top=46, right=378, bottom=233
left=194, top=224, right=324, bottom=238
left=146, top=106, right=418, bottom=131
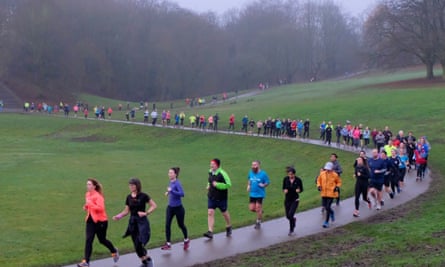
left=208, top=115, right=214, bottom=130
left=77, top=178, right=119, bottom=267
left=107, top=107, right=113, bottom=119
left=352, top=126, right=361, bottom=150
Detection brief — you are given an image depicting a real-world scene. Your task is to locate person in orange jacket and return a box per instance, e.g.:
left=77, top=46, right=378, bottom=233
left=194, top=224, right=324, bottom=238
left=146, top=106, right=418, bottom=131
left=77, top=178, right=119, bottom=267
left=316, top=162, right=342, bottom=228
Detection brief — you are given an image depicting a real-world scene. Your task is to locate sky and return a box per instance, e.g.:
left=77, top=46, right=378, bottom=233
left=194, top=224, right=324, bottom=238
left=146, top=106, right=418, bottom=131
left=172, top=0, right=378, bottom=17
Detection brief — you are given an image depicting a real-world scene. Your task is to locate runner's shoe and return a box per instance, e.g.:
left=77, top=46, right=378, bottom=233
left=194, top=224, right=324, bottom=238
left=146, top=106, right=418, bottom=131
left=77, top=260, right=89, bottom=267
left=226, top=226, right=232, bottom=237
left=161, top=243, right=171, bottom=250
left=203, top=231, right=213, bottom=239
left=254, top=222, right=261, bottom=229
left=322, top=222, right=329, bottom=228
left=112, top=248, right=119, bottom=263
left=183, top=239, right=190, bottom=250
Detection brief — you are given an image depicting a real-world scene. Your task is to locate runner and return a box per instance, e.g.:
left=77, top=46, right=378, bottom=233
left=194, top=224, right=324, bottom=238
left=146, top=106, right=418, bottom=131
left=203, top=158, right=232, bottom=239
left=316, top=162, right=342, bottom=228
left=246, top=160, right=270, bottom=229
left=77, top=178, right=119, bottom=267
left=353, top=157, right=371, bottom=217
left=282, top=166, right=303, bottom=235
left=161, top=167, right=190, bottom=251
left=368, top=149, right=387, bottom=210
left=113, top=178, right=157, bottom=267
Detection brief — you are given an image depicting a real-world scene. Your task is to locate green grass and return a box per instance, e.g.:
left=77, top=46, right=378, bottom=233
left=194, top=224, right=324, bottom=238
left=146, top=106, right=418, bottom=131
left=2, top=66, right=445, bottom=266
left=0, top=114, right=356, bottom=267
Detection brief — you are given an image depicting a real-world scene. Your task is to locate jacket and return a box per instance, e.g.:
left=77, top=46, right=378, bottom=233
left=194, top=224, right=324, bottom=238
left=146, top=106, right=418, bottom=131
left=208, top=168, right=232, bottom=201
left=84, top=190, right=108, bottom=223
left=316, top=170, right=342, bottom=198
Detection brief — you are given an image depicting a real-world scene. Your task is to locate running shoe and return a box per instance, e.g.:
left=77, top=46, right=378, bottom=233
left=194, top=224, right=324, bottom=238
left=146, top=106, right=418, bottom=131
left=203, top=231, right=213, bottom=239
left=389, top=192, right=394, bottom=199
left=376, top=204, right=381, bottom=210
left=226, top=226, right=232, bottom=237
left=77, top=260, right=89, bottom=267
left=322, top=222, right=329, bottom=228
left=353, top=211, right=360, bottom=217
left=380, top=200, right=385, bottom=206
left=161, top=243, right=171, bottom=250
left=288, top=231, right=295, bottom=236
left=183, top=239, right=190, bottom=250
left=112, top=248, right=119, bottom=263
left=254, top=222, right=261, bottom=229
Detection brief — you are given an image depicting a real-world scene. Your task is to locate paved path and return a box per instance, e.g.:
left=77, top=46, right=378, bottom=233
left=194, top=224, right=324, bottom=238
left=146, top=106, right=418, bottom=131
left=59, top=119, right=430, bottom=267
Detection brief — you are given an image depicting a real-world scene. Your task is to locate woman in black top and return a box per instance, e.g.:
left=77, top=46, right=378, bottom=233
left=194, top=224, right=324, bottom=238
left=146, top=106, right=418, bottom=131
left=113, top=178, right=157, bottom=267
left=282, top=167, right=303, bottom=236
left=353, top=157, right=371, bottom=217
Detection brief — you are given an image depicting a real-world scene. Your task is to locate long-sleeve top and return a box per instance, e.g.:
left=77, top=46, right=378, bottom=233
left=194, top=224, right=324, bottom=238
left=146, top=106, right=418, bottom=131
left=208, top=168, right=232, bottom=201
left=168, top=179, right=185, bottom=207
left=84, top=190, right=108, bottom=223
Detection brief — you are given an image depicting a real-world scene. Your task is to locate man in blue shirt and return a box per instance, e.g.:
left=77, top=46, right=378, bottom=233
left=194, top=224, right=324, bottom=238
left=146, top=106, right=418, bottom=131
left=368, top=149, right=387, bottom=210
left=247, top=160, right=270, bottom=229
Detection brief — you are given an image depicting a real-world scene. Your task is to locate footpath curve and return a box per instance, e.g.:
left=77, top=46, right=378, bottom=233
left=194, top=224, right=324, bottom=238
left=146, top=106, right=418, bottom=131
left=63, top=118, right=431, bottom=267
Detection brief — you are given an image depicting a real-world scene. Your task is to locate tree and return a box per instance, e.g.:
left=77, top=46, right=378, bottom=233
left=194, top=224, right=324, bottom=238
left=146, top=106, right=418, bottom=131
left=364, top=0, right=445, bottom=79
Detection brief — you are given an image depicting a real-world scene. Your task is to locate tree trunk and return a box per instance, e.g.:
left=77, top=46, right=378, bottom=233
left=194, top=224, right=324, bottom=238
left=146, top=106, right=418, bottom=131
left=426, top=62, right=434, bottom=80
left=441, top=60, right=445, bottom=80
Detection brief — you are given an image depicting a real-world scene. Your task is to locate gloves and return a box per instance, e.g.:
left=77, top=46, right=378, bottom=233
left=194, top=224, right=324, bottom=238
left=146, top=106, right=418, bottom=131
left=334, top=186, right=340, bottom=192
left=317, top=186, right=322, bottom=191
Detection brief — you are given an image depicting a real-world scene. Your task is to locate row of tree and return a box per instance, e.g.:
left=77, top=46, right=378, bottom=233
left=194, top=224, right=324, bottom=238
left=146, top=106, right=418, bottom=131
left=0, top=0, right=442, bottom=102
left=0, top=0, right=362, bottom=101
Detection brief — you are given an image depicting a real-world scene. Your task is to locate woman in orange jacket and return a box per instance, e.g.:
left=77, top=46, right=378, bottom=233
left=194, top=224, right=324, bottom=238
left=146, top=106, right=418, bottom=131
left=316, top=162, right=342, bottom=228
left=77, top=178, right=119, bottom=267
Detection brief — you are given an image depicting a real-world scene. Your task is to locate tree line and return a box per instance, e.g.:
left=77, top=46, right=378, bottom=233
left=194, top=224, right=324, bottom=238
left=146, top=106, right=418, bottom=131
left=0, top=0, right=442, bottom=102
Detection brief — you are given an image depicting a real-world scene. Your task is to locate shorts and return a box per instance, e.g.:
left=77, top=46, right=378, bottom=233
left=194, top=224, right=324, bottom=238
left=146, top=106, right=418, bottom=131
left=369, top=182, right=383, bottom=191
left=208, top=198, right=228, bottom=212
left=249, top=197, right=263, bottom=204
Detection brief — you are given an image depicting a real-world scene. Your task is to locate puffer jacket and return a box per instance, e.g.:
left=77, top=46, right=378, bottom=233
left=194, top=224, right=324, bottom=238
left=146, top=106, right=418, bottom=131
left=316, top=170, right=342, bottom=198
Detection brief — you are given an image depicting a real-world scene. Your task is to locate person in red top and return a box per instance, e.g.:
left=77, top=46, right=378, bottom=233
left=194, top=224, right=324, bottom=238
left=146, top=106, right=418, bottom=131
left=228, top=114, right=235, bottom=131
left=107, top=107, right=113, bottom=119
left=77, top=178, right=119, bottom=267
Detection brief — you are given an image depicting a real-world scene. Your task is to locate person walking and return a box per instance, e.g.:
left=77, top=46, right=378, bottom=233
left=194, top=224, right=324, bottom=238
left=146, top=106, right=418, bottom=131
left=161, top=167, right=190, bottom=251
left=330, top=153, right=343, bottom=205
left=316, top=162, right=342, bottom=228
left=246, top=160, right=270, bottom=229
left=113, top=178, right=157, bottom=267
left=203, top=158, right=232, bottom=239
left=353, top=157, right=371, bottom=217
left=282, top=167, right=304, bottom=236
left=77, top=178, right=119, bottom=267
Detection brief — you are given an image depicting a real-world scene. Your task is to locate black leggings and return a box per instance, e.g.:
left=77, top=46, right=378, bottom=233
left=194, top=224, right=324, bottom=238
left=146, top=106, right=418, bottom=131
left=165, top=205, right=188, bottom=242
left=322, top=197, right=334, bottom=223
left=354, top=180, right=370, bottom=210
left=84, top=217, right=116, bottom=262
left=131, top=231, right=149, bottom=258
left=390, top=175, right=400, bottom=193
left=417, top=163, right=427, bottom=178
left=284, top=200, right=299, bottom=231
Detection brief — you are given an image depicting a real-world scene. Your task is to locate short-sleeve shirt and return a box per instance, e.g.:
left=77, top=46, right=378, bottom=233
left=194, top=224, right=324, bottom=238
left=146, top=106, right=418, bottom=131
left=248, top=170, right=270, bottom=198
left=126, top=192, right=151, bottom=216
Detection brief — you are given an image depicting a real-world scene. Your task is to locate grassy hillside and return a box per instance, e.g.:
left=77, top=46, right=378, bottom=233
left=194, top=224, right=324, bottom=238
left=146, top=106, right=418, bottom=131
left=0, top=114, right=356, bottom=267
left=2, top=67, right=445, bottom=266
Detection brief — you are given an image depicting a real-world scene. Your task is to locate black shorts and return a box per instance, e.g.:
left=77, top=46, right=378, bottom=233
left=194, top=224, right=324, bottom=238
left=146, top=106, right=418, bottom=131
left=208, top=198, right=228, bottom=212
left=369, top=182, right=383, bottom=191
left=249, top=197, right=263, bottom=204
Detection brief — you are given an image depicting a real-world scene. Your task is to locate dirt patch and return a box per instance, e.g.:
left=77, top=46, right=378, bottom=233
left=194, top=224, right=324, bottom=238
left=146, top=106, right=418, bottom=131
left=362, top=77, right=445, bottom=90
left=71, top=134, right=116, bottom=143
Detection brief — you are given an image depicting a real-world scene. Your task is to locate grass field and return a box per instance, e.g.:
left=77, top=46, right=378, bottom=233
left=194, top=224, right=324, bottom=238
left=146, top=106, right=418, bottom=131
left=1, top=67, right=445, bottom=266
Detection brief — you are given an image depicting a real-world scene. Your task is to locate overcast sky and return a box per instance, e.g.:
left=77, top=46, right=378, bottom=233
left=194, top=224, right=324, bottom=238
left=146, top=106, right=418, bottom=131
left=172, top=0, right=378, bottom=16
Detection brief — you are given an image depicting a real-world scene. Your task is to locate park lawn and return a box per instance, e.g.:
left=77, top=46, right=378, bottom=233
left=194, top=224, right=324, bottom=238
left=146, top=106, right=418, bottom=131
left=2, top=66, right=445, bottom=266
left=0, top=114, right=355, bottom=267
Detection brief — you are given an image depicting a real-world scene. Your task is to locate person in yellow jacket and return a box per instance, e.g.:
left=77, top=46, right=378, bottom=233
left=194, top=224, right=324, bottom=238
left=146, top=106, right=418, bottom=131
left=316, top=162, right=342, bottom=228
